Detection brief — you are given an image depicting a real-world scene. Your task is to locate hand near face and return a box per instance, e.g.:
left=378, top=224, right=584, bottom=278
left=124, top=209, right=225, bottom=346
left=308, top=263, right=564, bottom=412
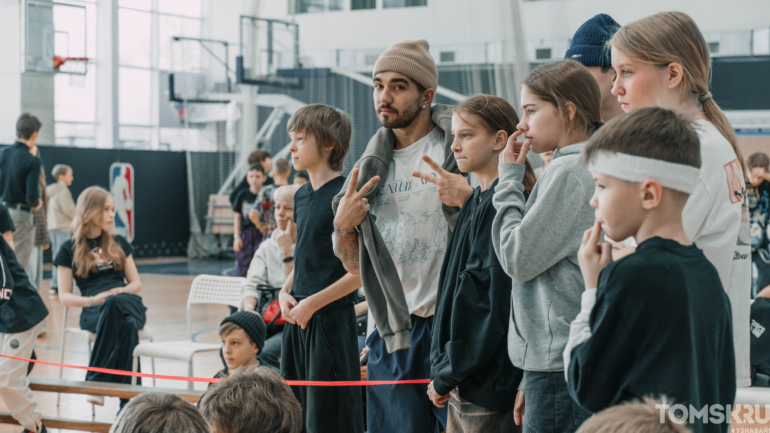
left=578, top=220, right=613, bottom=290
left=499, top=130, right=530, bottom=165
left=412, top=155, right=473, bottom=208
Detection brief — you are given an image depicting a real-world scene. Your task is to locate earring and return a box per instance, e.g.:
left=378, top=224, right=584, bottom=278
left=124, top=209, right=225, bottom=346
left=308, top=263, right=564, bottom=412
left=422, top=105, right=426, bottom=109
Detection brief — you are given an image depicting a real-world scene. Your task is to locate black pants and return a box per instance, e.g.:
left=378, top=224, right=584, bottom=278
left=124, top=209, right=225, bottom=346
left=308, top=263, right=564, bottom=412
left=83, top=293, right=147, bottom=384
left=281, top=304, right=363, bottom=433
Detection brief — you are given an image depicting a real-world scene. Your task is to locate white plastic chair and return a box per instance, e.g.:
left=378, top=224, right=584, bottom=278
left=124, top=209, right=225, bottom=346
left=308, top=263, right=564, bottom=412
left=131, top=275, right=245, bottom=390
left=57, top=303, right=154, bottom=413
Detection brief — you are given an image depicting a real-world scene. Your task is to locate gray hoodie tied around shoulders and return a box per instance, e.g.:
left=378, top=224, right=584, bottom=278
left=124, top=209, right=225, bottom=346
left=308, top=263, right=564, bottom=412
left=331, top=104, right=461, bottom=353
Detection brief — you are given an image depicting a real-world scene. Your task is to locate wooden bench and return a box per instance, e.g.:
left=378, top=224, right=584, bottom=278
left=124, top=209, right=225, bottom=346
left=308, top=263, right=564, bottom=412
left=0, top=412, right=112, bottom=433
left=29, top=376, right=205, bottom=404
left=0, top=377, right=205, bottom=432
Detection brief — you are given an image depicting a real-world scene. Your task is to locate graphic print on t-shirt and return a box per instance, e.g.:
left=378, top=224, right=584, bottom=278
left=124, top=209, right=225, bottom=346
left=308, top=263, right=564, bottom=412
left=92, top=246, right=115, bottom=272
left=749, top=181, right=770, bottom=250
left=724, top=159, right=744, bottom=205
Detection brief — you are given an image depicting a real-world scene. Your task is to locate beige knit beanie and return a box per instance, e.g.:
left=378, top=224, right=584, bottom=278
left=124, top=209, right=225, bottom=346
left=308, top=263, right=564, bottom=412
left=373, top=39, right=438, bottom=91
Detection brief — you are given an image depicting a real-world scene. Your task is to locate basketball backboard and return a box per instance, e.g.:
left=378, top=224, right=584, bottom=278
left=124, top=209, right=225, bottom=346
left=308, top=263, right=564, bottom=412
left=237, top=16, right=301, bottom=88
left=24, top=0, right=87, bottom=74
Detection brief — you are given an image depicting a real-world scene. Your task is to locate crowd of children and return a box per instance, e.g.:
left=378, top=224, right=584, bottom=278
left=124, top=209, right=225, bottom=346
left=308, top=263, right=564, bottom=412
left=0, top=8, right=764, bottom=433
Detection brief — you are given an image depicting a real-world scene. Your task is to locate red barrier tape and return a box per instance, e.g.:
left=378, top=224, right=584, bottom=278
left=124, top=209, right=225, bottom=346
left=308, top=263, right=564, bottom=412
left=0, top=353, right=431, bottom=387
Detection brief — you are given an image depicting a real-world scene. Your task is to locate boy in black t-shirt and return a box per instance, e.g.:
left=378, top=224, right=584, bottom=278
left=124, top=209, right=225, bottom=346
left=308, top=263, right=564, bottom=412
left=228, top=150, right=274, bottom=205
left=278, top=104, right=369, bottom=433
left=232, top=163, right=266, bottom=277
left=564, top=108, right=736, bottom=433
left=0, top=236, right=48, bottom=433
left=748, top=152, right=770, bottom=296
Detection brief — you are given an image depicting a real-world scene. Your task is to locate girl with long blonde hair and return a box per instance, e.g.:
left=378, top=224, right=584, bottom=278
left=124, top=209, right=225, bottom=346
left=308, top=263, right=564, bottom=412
left=609, top=11, right=750, bottom=388
left=55, top=186, right=146, bottom=412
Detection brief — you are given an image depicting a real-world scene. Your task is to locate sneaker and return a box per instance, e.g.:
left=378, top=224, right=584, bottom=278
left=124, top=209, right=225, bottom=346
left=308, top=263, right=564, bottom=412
left=22, top=423, right=47, bottom=433
left=49, top=288, right=58, bottom=295
left=87, top=394, right=105, bottom=406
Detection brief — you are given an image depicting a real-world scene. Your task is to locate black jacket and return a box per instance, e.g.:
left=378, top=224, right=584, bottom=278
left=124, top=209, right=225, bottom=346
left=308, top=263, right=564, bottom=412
left=0, top=236, right=48, bottom=333
left=0, top=142, right=42, bottom=207
left=430, top=180, right=523, bottom=411
left=567, top=237, right=736, bottom=433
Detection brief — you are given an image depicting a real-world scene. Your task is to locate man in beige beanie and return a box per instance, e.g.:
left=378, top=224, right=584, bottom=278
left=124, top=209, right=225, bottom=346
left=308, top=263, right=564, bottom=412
left=332, top=39, right=473, bottom=433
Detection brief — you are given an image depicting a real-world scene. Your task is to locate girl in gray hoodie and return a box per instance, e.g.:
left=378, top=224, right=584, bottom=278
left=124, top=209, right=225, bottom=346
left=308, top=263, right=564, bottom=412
left=491, top=59, right=602, bottom=433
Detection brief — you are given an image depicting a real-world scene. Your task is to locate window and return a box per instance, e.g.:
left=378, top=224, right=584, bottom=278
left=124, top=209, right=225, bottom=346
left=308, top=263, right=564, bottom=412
left=292, top=0, right=342, bottom=13
left=440, top=51, right=455, bottom=63
left=383, top=0, right=427, bottom=8
left=535, top=48, right=552, bottom=60
left=351, top=0, right=375, bottom=9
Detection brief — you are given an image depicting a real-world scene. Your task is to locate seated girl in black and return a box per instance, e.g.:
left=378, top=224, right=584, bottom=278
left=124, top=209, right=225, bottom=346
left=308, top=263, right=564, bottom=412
left=54, top=186, right=146, bottom=411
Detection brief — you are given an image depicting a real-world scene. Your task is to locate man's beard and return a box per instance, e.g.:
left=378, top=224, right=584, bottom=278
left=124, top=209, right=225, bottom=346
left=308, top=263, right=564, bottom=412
left=377, top=97, right=422, bottom=129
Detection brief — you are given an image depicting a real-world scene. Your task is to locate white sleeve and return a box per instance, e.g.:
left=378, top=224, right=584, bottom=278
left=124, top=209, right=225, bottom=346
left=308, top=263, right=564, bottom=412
left=563, top=288, right=598, bottom=381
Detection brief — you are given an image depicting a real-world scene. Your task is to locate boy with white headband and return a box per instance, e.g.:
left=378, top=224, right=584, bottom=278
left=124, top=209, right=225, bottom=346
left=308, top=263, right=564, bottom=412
left=564, top=107, right=736, bottom=433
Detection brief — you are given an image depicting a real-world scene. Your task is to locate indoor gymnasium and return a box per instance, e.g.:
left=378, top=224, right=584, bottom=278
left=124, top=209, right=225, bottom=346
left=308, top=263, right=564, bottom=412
left=0, top=0, right=769, bottom=432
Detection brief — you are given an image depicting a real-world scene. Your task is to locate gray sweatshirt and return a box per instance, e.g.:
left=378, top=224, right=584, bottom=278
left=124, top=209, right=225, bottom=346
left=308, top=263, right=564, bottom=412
left=491, top=142, right=595, bottom=372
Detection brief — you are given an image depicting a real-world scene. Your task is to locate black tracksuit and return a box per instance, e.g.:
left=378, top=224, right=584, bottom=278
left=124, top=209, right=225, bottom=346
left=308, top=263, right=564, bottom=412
left=567, top=237, right=736, bottom=433
left=431, top=180, right=523, bottom=411
left=281, top=176, right=363, bottom=433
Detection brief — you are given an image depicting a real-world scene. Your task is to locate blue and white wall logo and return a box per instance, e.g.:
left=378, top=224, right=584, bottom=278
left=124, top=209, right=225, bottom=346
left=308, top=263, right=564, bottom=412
left=110, top=163, right=135, bottom=242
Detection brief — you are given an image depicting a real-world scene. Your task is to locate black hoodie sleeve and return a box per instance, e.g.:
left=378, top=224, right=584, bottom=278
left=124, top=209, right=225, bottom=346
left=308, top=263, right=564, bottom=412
left=431, top=198, right=512, bottom=397
left=566, top=263, right=644, bottom=412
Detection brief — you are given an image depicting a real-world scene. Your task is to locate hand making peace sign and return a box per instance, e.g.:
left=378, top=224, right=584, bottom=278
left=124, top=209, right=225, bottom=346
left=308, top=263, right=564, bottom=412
left=333, top=168, right=381, bottom=231
left=412, top=155, right=474, bottom=208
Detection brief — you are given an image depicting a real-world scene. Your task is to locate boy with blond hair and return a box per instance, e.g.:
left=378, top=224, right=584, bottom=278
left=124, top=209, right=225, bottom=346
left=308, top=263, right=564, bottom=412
left=576, top=398, right=691, bottom=433
left=278, top=104, right=368, bottom=433
left=565, top=107, right=736, bottom=433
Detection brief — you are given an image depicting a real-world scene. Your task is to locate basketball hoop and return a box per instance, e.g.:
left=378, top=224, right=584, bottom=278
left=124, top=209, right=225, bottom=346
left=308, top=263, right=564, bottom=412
left=54, top=56, right=89, bottom=88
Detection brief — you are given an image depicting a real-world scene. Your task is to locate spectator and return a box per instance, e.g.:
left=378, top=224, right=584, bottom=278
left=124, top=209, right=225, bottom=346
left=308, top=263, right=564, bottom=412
left=242, top=185, right=299, bottom=368
left=229, top=151, right=273, bottom=205
left=272, top=159, right=291, bottom=187
left=29, top=164, right=49, bottom=294
left=46, top=164, right=76, bottom=295
left=199, top=311, right=275, bottom=408
left=0, top=113, right=44, bottom=273
left=110, top=392, right=212, bottom=433
left=200, top=367, right=302, bottom=433
left=748, top=152, right=770, bottom=297
left=233, top=163, right=267, bottom=278
left=292, top=171, right=309, bottom=186
left=0, top=234, right=48, bottom=433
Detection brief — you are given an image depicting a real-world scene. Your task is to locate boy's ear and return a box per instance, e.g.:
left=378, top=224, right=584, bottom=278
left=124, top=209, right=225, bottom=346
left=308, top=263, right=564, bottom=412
left=640, top=179, right=663, bottom=210
left=666, top=62, right=684, bottom=90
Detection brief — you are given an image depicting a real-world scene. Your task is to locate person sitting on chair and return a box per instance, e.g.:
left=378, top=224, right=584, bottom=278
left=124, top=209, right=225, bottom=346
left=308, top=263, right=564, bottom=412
left=55, top=186, right=147, bottom=414
left=242, top=185, right=299, bottom=368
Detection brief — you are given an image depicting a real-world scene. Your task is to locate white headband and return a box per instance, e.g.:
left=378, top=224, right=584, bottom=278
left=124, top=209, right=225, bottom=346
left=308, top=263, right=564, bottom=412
left=586, top=151, right=700, bottom=194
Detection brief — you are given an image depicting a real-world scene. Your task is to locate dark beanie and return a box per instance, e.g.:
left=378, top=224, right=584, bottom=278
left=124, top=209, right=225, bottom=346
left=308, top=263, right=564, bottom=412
left=221, top=311, right=266, bottom=351
left=565, top=14, right=620, bottom=69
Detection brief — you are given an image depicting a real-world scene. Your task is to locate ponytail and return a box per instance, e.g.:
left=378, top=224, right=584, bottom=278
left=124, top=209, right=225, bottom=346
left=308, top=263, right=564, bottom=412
left=701, top=97, right=745, bottom=175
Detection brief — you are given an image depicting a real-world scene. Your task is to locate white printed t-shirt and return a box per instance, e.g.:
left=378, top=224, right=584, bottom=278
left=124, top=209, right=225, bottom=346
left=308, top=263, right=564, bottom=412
left=684, top=119, right=751, bottom=387
left=369, top=127, right=447, bottom=318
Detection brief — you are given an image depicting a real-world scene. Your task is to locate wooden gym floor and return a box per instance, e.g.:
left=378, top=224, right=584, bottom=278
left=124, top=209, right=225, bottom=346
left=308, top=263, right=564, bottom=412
left=0, top=259, right=232, bottom=432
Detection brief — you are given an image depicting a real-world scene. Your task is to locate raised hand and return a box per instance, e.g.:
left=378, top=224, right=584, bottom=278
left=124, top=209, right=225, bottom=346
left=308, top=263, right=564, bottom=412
left=333, top=168, right=381, bottom=232
left=578, top=220, right=613, bottom=290
left=412, top=155, right=473, bottom=208
left=500, top=130, right=530, bottom=164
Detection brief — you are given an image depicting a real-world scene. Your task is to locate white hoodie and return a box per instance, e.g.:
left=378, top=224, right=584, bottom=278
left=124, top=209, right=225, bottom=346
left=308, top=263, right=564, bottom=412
left=684, top=119, right=751, bottom=388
